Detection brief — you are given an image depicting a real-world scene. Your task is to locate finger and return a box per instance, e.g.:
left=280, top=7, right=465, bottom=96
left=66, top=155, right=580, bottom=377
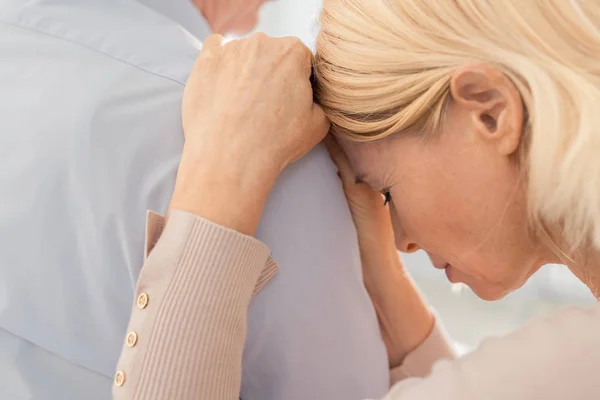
left=202, top=34, right=225, bottom=53
left=283, top=36, right=313, bottom=78
left=311, top=103, right=331, bottom=142
left=304, top=51, right=315, bottom=79
left=190, top=34, right=224, bottom=84
left=323, top=135, right=356, bottom=186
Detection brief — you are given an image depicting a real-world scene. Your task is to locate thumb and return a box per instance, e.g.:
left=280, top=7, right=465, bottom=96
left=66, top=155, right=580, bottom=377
left=311, top=103, right=331, bottom=142
left=323, top=135, right=356, bottom=186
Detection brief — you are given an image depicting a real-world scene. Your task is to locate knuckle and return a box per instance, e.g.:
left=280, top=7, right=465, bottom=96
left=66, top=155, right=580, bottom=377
left=250, top=31, right=269, bottom=44
left=287, top=39, right=312, bottom=64
left=283, top=37, right=305, bottom=53
left=206, top=33, right=220, bottom=42
left=225, top=39, right=240, bottom=52
left=244, top=32, right=272, bottom=54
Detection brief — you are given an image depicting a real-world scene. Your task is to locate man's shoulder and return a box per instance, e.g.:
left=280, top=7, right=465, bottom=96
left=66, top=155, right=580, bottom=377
left=0, top=0, right=201, bottom=85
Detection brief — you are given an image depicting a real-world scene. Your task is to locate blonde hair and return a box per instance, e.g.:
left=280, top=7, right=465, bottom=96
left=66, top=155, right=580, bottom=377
left=314, top=0, right=600, bottom=251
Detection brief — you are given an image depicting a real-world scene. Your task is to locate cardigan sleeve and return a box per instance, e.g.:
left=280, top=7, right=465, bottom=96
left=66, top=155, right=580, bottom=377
left=389, top=317, right=457, bottom=384
left=113, top=210, right=277, bottom=400
left=112, top=211, right=600, bottom=400
left=382, top=303, right=600, bottom=400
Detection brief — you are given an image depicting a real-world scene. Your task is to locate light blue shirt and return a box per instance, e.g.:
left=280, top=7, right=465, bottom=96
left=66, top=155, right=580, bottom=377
left=0, top=0, right=389, bottom=398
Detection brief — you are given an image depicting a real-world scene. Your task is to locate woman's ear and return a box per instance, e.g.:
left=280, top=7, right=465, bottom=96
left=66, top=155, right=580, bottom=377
left=450, top=63, right=524, bottom=156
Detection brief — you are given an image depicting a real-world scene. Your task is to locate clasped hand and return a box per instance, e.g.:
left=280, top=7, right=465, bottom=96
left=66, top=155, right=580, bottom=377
left=170, top=33, right=329, bottom=234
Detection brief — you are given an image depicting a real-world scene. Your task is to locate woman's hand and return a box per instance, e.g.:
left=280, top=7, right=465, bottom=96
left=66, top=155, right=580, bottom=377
left=170, top=34, right=330, bottom=235
left=325, top=136, right=434, bottom=369
left=324, top=136, right=397, bottom=262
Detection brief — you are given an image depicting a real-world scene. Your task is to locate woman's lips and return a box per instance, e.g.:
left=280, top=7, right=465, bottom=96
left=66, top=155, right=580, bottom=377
left=433, top=262, right=448, bottom=270
left=444, top=264, right=455, bottom=283
left=434, top=262, right=458, bottom=283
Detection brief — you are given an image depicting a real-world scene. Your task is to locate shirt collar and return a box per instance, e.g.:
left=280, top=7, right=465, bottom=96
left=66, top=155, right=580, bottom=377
left=136, top=0, right=212, bottom=40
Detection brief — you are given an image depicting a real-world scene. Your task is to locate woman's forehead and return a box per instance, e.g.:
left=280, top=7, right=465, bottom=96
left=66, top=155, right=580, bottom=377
left=340, top=138, right=391, bottom=180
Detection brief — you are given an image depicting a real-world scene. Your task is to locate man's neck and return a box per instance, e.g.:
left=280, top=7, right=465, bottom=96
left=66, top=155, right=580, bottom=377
left=138, top=0, right=212, bottom=39
left=191, top=0, right=229, bottom=34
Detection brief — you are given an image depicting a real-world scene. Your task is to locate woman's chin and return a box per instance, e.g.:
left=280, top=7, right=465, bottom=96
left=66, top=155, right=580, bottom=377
left=446, top=268, right=512, bottom=301
left=469, top=284, right=511, bottom=302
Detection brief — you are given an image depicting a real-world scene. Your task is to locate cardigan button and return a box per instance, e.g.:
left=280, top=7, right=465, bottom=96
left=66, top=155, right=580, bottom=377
left=114, top=370, right=126, bottom=387
left=126, top=331, right=138, bottom=348
left=137, top=293, right=149, bottom=309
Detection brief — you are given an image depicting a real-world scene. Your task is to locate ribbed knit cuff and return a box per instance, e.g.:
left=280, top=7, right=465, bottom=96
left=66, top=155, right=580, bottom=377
left=390, top=316, right=457, bottom=384
left=115, top=210, right=273, bottom=400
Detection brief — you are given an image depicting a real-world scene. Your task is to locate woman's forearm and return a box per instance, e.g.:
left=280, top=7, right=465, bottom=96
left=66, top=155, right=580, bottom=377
left=360, top=246, right=435, bottom=369
left=168, top=147, right=278, bottom=236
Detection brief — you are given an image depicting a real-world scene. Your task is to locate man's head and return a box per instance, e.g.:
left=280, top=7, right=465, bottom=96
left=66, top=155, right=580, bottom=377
left=193, top=0, right=272, bottom=34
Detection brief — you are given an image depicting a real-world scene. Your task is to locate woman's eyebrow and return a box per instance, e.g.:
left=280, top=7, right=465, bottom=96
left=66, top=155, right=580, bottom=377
left=355, top=173, right=384, bottom=190
left=354, top=173, right=367, bottom=184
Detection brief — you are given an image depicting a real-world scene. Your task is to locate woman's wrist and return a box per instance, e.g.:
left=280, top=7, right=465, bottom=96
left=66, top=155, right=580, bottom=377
left=168, top=149, right=279, bottom=236
left=363, top=251, right=434, bottom=368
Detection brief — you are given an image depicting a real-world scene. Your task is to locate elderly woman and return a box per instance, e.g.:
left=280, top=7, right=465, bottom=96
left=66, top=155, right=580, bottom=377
left=113, top=0, right=600, bottom=399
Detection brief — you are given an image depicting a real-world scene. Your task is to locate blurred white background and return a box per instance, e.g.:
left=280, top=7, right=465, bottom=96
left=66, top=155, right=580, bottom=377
left=250, top=0, right=597, bottom=354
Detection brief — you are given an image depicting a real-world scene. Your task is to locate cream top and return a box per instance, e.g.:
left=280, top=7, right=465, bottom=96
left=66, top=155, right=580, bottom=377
left=113, top=211, right=600, bottom=399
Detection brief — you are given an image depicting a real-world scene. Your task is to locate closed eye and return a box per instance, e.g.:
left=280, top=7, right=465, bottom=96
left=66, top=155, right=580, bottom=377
left=383, top=191, right=392, bottom=206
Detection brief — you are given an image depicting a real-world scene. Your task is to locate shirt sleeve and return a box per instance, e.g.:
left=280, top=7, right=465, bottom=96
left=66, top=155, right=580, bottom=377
left=113, top=210, right=278, bottom=400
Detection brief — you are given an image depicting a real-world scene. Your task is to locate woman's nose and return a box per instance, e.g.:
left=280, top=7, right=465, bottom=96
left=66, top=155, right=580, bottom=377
left=395, top=235, right=421, bottom=253
left=390, top=210, right=420, bottom=253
